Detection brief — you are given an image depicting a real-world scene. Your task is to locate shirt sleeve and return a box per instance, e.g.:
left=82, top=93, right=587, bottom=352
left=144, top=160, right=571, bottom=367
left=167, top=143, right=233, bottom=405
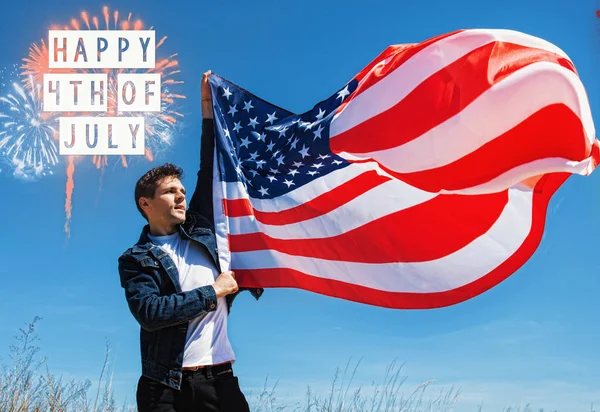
left=188, top=118, right=215, bottom=225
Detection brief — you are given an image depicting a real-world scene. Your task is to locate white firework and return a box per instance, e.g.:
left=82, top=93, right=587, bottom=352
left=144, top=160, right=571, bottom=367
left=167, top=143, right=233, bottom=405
left=0, top=75, right=59, bottom=179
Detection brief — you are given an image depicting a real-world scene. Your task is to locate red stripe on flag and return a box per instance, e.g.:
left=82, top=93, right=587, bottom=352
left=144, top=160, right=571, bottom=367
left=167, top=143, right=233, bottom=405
left=348, top=30, right=462, bottom=89
left=234, top=173, right=569, bottom=308
left=331, top=42, right=575, bottom=154
left=224, top=170, right=391, bottom=224
left=374, top=104, right=589, bottom=192
left=592, top=139, right=600, bottom=169
left=229, top=190, right=508, bottom=263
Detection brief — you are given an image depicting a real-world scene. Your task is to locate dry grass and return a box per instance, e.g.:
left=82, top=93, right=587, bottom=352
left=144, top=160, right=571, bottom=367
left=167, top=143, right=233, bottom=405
left=248, top=358, right=460, bottom=412
left=0, top=317, right=133, bottom=412
left=1, top=318, right=594, bottom=411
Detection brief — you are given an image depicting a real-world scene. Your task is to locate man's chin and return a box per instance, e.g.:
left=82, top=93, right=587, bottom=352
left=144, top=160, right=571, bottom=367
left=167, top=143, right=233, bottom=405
left=173, top=212, right=186, bottom=224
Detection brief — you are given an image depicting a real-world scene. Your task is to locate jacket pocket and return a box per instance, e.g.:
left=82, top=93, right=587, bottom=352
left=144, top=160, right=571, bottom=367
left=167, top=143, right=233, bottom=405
left=138, top=256, right=160, bottom=269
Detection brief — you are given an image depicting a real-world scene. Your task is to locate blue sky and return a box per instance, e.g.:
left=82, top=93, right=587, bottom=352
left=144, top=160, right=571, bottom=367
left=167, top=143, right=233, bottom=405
left=1, top=0, right=599, bottom=410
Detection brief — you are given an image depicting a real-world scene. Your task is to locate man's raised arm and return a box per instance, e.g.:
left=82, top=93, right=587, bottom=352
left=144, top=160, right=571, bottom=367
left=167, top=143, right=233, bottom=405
left=188, top=71, right=215, bottom=221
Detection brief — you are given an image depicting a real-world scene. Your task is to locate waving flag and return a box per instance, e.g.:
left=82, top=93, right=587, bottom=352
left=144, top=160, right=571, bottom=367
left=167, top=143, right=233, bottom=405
left=208, top=29, right=599, bottom=309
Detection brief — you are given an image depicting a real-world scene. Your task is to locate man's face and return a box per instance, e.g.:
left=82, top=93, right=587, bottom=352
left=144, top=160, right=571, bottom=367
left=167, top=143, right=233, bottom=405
left=142, top=176, right=187, bottom=226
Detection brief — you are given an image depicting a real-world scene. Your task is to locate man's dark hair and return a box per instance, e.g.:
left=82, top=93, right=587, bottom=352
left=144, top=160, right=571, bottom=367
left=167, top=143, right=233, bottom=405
left=135, top=163, right=184, bottom=220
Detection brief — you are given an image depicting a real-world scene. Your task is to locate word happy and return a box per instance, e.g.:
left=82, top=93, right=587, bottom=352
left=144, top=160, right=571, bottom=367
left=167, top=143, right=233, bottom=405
left=45, top=31, right=159, bottom=155
left=48, top=30, right=155, bottom=69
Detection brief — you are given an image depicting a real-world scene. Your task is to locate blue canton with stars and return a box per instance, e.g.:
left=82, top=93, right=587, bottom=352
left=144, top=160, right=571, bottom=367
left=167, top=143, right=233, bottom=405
left=208, top=74, right=358, bottom=199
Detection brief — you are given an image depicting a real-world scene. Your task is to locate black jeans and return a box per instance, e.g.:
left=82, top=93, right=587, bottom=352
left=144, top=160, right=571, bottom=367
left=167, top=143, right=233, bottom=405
left=136, top=363, right=250, bottom=412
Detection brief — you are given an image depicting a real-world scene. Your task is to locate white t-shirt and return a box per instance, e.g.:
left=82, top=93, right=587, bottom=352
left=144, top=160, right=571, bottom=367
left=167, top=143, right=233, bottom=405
left=148, top=232, right=234, bottom=367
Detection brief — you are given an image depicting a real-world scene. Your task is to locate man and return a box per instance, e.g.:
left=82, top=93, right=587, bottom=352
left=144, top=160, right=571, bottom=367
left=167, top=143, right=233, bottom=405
left=118, top=71, right=262, bottom=412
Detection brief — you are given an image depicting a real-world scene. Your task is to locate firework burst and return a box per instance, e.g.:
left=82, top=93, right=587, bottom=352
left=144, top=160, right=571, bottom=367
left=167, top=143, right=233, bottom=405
left=21, top=40, right=75, bottom=88
left=0, top=73, right=59, bottom=180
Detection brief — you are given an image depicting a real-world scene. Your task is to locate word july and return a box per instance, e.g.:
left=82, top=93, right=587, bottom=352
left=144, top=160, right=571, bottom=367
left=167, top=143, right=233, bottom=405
left=49, top=30, right=155, bottom=69
left=59, top=118, right=145, bottom=155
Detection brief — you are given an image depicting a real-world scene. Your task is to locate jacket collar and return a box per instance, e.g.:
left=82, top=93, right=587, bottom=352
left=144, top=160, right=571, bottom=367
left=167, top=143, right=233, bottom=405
left=132, top=225, right=155, bottom=253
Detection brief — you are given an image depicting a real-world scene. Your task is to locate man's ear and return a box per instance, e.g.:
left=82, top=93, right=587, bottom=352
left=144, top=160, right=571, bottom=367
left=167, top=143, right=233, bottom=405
left=139, top=197, right=151, bottom=215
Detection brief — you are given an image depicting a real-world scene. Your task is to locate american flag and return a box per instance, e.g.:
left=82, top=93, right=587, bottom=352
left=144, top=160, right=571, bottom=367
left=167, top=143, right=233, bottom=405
left=208, top=29, right=599, bottom=309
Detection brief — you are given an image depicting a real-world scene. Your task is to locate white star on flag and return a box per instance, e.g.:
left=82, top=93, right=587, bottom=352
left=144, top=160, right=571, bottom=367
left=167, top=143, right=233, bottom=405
left=243, top=100, right=254, bottom=112
left=248, top=117, right=259, bottom=128
left=222, top=87, right=232, bottom=99
left=337, top=85, right=350, bottom=101
left=315, top=108, right=326, bottom=120
left=290, top=137, right=299, bottom=149
left=266, top=112, right=278, bottom=124
left=313, top=125, right=324, bottom=140
left=299, top=145, right=310, bottom=158
left=240, top=136, right=251, bottom=148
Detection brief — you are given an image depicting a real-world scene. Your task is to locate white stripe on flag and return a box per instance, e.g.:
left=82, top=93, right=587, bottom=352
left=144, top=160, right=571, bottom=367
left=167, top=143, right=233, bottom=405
left=227, top=178, right=435, bottom=237
left=443, top=157, right=595, bottom=195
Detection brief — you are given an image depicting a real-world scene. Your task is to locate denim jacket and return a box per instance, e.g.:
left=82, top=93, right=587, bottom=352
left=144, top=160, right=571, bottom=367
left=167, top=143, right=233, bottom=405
left=118, top=119, right=263, bottom=390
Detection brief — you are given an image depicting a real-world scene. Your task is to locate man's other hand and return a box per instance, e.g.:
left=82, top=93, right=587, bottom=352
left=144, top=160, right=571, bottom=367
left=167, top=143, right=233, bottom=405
left=212, top=270, right=239, bottom=298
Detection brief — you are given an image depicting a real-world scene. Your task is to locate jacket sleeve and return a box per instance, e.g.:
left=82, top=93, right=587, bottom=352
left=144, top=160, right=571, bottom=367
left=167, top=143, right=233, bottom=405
left=188, top=118, right=215, bottom=225
left=118, top=254, right=218, bottom=332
